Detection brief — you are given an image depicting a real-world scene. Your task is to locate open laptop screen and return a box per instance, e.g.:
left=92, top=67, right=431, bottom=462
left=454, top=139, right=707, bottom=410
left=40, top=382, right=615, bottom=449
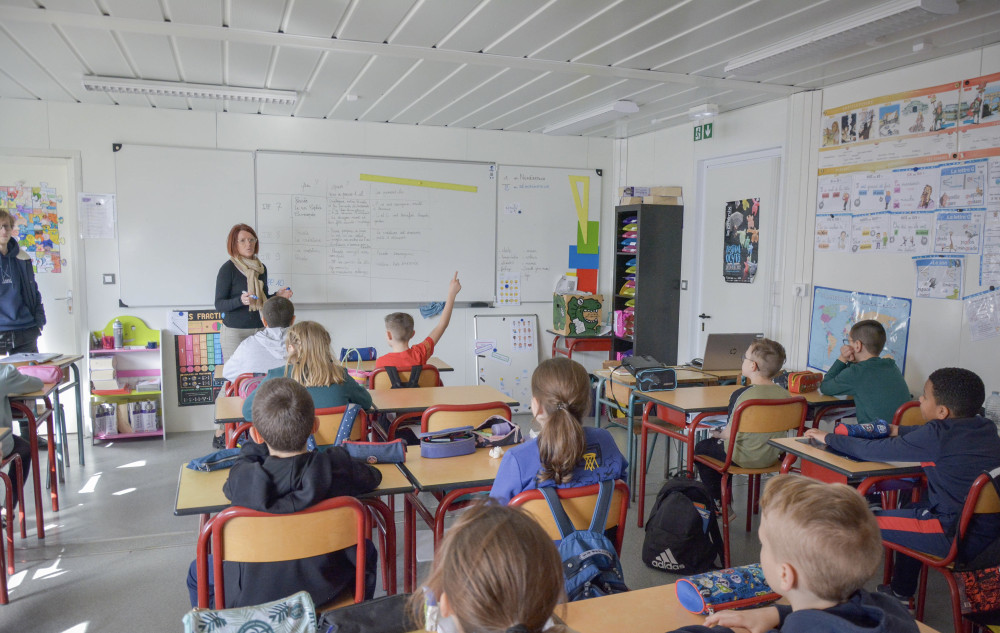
left=701, top=333, right=762, bottom=371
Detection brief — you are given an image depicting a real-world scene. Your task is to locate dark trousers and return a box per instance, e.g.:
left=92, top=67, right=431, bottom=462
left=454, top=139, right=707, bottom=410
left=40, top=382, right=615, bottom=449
left=3, top=433, right=31, bottom=511
left=0, top=327, right=40, bottom=355
left=694, top=437, right=730, bottom=504
left=877, top=503, right=952, bottom=597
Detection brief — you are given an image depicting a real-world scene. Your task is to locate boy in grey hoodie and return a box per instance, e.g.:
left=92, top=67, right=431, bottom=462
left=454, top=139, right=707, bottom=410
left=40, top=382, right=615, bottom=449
left=222, top=296, right=294, bottom=382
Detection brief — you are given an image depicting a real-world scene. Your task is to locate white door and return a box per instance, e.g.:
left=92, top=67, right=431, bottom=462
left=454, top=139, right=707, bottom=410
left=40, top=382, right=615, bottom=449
left=0, top=155, right=84, bottom=435
left=690, top=150, right=781, bottom=359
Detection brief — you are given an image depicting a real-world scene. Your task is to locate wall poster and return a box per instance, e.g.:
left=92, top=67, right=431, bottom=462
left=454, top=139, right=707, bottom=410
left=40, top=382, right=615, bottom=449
left=724, top=197, right=760, bottom=284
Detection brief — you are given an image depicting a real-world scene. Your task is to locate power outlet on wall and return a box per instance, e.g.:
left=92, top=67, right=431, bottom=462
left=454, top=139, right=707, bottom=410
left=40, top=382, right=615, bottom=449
left=792, top=283, right=809, bottom=297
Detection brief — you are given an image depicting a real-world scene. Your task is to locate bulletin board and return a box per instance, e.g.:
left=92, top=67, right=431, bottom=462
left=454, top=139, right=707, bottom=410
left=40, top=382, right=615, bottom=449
left=473, top=313, right=539, bottom=414
left=496, top=166, right=602, bottom=302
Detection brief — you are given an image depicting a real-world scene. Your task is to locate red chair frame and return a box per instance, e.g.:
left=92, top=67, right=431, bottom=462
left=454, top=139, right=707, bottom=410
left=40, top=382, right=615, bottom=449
left=509, top=480, right=630, bottom=555
left=419, top=401, right=512, bottom=434
left=859, top=471, right=1000, bottom=633
left=196, top=496, right=369, bottom=610
left=368, top=365, right=442, bottom=440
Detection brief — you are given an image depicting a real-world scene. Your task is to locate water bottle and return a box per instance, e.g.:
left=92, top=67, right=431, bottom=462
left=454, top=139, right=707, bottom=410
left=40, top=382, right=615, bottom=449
left=985, top=391, right=1000, bottom=435
left=112, top=319, right=124, bottom=349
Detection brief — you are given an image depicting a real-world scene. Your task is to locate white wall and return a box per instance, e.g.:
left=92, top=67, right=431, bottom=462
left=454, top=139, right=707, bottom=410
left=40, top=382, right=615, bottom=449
left=0, top=100, right=614, bottom=431
left=626, top=42, right=1000, bottom=396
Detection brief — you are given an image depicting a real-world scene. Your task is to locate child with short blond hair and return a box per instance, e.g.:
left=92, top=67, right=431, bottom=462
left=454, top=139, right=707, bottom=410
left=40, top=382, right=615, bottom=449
left=376, top=272, right=461, bottom=370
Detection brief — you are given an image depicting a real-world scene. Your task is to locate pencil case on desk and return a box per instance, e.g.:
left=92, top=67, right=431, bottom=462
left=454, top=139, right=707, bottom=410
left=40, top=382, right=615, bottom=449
left=343, top=439, right=406, bottom=464
left=787, top=370, right=823, bottom=393
left=835, top=420, right=890, bottom=439
left=419, top=426, right=476, bottom=458
left=676, top=564, right=779, bottom=614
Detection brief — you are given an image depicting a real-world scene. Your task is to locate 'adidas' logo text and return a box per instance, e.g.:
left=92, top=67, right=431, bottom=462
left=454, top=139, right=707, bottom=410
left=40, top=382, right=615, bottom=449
left=651, top=549, right=682, bottom=571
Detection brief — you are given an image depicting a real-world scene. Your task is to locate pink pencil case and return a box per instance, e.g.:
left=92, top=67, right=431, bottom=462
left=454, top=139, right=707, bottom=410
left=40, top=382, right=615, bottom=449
left=18, top=365, right=62, bottom=383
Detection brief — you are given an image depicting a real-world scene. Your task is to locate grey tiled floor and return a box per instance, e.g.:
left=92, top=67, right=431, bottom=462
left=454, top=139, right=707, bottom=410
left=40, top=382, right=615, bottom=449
left=2, top=425, right=955, bottom=632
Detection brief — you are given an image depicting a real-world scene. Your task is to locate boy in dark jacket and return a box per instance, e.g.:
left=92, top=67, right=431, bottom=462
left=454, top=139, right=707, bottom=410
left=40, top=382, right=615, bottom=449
left=186, top=377, right=382, bottom=608
left=806, top=367, right=1000, bottom=600
left=669, top=475, right=918, bottom=633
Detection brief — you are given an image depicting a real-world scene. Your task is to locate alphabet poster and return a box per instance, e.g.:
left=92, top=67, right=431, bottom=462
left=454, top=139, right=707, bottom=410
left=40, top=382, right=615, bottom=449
left=724, top=198, right=760, bottom=283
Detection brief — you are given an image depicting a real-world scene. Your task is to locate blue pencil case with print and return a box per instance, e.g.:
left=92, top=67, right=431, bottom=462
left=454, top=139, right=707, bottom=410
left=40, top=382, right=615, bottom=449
left=343, top=439, right=406, bottom=464
left=186, top=448, right=242, bottom=472
left=419, top=426, right=476, bottom=459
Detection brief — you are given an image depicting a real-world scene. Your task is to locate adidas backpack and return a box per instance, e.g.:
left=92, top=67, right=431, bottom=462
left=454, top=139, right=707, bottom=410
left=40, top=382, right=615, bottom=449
left=642, top=476, right=723, bottom=574
left=540, top=479, right=629, bottom=601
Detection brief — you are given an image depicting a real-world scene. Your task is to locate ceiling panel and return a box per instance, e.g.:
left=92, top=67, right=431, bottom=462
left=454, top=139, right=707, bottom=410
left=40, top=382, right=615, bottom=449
left=259, top=100, right=296, bottom=117
left=60, top=25, right=135, bottom=77
left=0, top=28, right=73, bottom=100
left=450, top=72, right=584, bottom=129
left=413, top=67, right=543, bottom=126
left=0, top=68, right=39, bottom=99
left=229, top=0, right=283, bottom=33
left=507, top=78, right=657, bottom=131
left=118, top=32, right=181, bottom=81
left=164, top=0, right=223, bottom=27
left=485, top=0, right=613, bottom=57
left=338, top=0, right=418, bottom=43
left=282, top=0, right=350, bottom=38
left=146, top=94, right=190, bottom=110
left=390, top=65, right=508, bottom=125
left=529, top=1, right=673, bottom=62
left=328, top=56, right=418, bottom=120
left=389, top=0, right=481, bottom=47
left=291, top=50, right=370, bottom=119
left=110, top=92, right=153, bottom=108
left=358, top=59, right=461, bottom=123
left=267, top=47, right=323, bottom=91
left=175, top=37, right=224, bottom=84
left=227, top=41, right=274, bottom=88
left=438, top=0, right=549, bottom=53
left=486, top=74, right=625, bottom=130
left=25, top=0, right=100, bottom=14
left=103, top=0, right=163, bottom=21
left=3, top=21, right=89, bottom=100
left=225, top=100, right=261, bottom=114
left=573, top=0, right=749, bottom=67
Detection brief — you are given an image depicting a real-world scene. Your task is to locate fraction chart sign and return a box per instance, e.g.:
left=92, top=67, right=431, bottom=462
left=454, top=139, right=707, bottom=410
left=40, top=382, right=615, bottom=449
left=173, top=310, right=224, bottom=406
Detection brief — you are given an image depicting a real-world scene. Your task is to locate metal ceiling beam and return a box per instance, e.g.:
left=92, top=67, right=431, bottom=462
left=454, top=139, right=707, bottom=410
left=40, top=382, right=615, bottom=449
left=0, top=6, right=800, bottom=96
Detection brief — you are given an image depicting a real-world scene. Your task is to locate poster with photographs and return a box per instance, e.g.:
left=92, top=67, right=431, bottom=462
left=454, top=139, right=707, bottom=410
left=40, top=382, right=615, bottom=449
left=815, top=215, right=853, bottom=252
left=723, top=198, right=760, bottom=284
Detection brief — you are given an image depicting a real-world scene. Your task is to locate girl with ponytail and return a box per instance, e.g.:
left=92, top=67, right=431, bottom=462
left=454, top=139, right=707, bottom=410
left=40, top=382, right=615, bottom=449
left=490, top=357, right=627, bottom=505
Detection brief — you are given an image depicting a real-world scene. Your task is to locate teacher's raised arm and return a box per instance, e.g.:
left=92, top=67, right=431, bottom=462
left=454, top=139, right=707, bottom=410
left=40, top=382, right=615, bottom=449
left=214, top=223, right=292, bottom=362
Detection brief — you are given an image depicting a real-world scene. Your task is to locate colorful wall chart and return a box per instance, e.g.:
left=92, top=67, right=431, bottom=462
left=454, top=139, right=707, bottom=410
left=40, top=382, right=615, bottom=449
left=723, top=198, right=760, bottom=283
left=0, top=183, right=63, bottom=273
left=172, top=310, right=224, bottom=406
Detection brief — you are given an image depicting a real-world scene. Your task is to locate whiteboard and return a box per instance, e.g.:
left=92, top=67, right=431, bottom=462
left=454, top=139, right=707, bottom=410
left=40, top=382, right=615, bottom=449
left=115, top=145, right=255, bottom=307
left=474, top=313, right=540, bottom=414
left=496, top=166, right=602, bottom=302
left=255, top=152, right=497, bottom=303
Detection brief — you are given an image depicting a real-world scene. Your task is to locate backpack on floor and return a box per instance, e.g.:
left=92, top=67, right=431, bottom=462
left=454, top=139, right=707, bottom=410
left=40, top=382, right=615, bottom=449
left=642, top=475, right=723, bottom=574
left=540, top=479, right=629, bottom=602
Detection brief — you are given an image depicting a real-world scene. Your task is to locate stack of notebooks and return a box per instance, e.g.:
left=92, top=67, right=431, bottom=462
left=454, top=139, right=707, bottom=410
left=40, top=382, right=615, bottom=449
left=90, top=356, right=120, bottom=391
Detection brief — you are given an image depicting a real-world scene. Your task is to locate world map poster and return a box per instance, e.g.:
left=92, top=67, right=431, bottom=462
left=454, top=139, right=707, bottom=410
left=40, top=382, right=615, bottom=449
left=808, top=286, right=912, bottom=373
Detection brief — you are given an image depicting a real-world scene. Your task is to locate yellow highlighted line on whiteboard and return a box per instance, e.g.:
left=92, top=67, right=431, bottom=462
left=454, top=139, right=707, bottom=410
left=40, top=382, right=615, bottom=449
left=360, top=173, right=478, bottom=193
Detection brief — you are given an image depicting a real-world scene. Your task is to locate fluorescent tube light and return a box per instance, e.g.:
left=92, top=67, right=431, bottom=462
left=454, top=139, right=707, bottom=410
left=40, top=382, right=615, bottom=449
left=724, top=0, right=958, bottom=75
left=81, top=76, right=298, bottom=105
left=543, top=100, right=639, bottom=135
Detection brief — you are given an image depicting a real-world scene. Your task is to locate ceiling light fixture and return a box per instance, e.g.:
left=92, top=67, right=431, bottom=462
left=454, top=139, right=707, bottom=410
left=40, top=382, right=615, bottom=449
left=81, top=76, right=298, bottom=105
left=724, top=0, right=958, bottom=75
left=543, top=100, right=639, bottom=136
left=688, top=104, right=719, bottom=120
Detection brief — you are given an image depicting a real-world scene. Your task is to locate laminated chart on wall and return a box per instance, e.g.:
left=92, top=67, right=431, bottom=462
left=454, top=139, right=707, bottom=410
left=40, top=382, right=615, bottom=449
left=807, top=286, right=911, bottom=373
left=0, top=183, right=63, bottom=273
left=473, top=314, right=539, bottom=413
left=934, top=210, right=984, bottom=254
left=964, top=288, right=1000, bottom=341
left=814, top=215, right=853, bottom=252
left=169, top=310, right=224, bottom=406
left=509, top=316, right=536, bottom=353
left=913, top=256, right=963, bottom=300
left=497, top=274, right=520, bottom=306
left=983, top=206, right=1000, bottom=286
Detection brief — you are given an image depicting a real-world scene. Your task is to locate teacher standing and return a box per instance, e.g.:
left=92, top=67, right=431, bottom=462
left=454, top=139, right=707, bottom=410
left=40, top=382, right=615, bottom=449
left=215, top=224, right=292, bottom=362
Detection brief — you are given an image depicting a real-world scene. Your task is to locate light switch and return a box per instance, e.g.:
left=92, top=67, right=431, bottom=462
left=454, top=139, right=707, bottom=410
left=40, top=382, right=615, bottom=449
left=103, top=273, right=116, bottom=285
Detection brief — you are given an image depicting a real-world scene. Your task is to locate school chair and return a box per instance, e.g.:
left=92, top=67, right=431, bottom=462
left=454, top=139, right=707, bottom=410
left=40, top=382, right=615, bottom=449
left=195, top=496, right=369, bottom=611
left=865, top=401, right=929, bottom=512
left=368, top=365, right=442, bottom=441
left=859, top=469, right=1000, bottom=633
left=313, top=406, right=369, bottom=445
left=419, top=401, right=512, bottom=434
left=0, top=450, right=25, bottom=574
left=893, top=400, right=926, bottom=426
left=509, top=480, right=630, bottom=555
left=691, top=397, right=808, bottom=567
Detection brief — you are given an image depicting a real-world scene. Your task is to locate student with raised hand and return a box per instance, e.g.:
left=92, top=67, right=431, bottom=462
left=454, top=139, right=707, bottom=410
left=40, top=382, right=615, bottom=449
left=490, top=357, right=627, bottom=505
left=242, top=320, right=372, bottom=421
left=377, top=272, right=461, bottom=370
left=410, top=502, right=578, bottom=633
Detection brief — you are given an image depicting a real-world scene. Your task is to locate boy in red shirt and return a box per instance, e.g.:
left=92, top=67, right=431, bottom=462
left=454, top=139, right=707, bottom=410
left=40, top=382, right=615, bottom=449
left=376, top=272, right=461, bottom=370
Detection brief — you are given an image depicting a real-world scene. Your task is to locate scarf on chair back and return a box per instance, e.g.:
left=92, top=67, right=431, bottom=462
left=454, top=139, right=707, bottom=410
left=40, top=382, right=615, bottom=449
left=229, top=255, right=266, bottom=312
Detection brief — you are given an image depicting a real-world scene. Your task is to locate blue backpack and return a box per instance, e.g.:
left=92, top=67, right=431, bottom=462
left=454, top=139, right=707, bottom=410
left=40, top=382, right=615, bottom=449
left=540, top=479, right=629, bottom=601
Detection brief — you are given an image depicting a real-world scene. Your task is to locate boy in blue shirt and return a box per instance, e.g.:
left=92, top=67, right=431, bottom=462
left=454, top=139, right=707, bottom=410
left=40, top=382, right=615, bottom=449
left=806, top=367, right=1000, bottom=601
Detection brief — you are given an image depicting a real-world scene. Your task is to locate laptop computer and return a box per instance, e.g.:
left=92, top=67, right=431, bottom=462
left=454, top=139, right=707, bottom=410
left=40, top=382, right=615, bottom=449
left=700, top=333, right=762, bottom=371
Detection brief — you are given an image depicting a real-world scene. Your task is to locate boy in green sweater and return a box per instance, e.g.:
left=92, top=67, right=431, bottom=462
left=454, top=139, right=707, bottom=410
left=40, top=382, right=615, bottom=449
left=820, top=319, right=910, bottom=424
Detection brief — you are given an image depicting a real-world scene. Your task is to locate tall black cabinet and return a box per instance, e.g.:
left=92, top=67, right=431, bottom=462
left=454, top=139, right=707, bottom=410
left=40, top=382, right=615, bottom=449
left=612, top=203, right=684, bottom=364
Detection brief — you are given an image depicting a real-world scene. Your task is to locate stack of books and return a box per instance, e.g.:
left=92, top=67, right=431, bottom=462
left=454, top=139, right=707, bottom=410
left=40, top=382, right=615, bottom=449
left=90, top=356, right=120, bottom=391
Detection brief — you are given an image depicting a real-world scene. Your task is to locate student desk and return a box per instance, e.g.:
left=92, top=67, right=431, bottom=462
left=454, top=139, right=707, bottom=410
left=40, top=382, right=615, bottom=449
left=369, top=385, right=518, bottom=414
left=769, top=436, right=922, bottom=485
left=355, top=356, right=454, bottom=373
left=174, top=461, right=413, bottom=595
left=546, top=330, right=613, bottom=360
left=397, top=445, right=502, bottom=593
left=8, top=382, right=58, bottom=539
left=554, top=582, right=943, bottom=633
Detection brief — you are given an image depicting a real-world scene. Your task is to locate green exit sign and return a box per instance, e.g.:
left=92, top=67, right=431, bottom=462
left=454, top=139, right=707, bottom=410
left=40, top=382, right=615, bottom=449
left=693, top=122, right=714, bottom=141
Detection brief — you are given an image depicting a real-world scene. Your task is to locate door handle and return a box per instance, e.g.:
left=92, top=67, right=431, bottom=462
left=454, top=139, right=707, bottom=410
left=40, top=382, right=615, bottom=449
left=53, top=290, right=73, bottom=314
left=698, top=313, right=711, bottom=319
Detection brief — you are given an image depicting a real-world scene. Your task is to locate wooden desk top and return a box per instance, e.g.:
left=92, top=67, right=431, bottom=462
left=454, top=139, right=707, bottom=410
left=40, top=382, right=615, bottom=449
left=370, top=385, right=519, bottom=414
left=214, top=396, right=246, bottom=424
left=353, top=356, right=453, bottom=372
left=399, top=445, right=502, bottom=492
left=769, top=437, right=922, bottom=480
left=638, top=385, right=851, bottom=413
left=11, top=382, right=58, bottom=399
left=556, top=582, right=941, bottom=633
left=174, top=460, right=413, bottom=516
left=592, top=368, right=720, bottom=386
